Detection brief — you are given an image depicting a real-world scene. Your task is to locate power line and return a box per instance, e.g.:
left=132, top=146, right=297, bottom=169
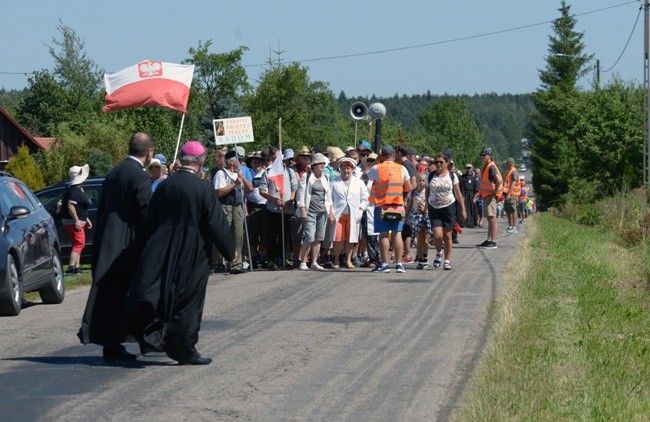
left=0, top=1, right=641, bottom=76
left=600, top=3, right=642, bottom=73
left=244, top=0, right=641, bottom=68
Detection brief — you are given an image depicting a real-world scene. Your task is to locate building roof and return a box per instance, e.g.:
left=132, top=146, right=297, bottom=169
left=0, top=107, right=50, bottom=151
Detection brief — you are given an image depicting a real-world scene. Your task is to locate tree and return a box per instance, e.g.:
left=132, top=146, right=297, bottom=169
left=419, top=98, right=484, bottom=168
left=6, top=145, right=45, bottom=191
left=17, top=22, right=103, bottom=135
left=183, top=42, right=249, bottom=142
left=529, top=0, right=590, bottom=207
left=244, top=54, right=340, bottom=150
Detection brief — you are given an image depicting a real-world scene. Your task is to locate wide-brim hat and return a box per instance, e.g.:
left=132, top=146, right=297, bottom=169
left=337, top=157, right=357, bottom=168
left=68, top=164, right=90, bottom=185
left=325, top=146, right=346, bottom=162
left=245, top=151, right=263, bottom=166
left=311, top=153, right=328, bottom=165
left=297, top=146, right=312, bottom=156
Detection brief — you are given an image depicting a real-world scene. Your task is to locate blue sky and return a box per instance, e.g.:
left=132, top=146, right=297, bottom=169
left=0, top=0, right=643, bottom=97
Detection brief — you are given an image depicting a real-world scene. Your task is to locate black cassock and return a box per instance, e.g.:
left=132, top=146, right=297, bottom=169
left=460, top=172, right=479, bottom=228
left=78, top=158, right=151, bottom=346
left=124, top=168, right=235, bottom=362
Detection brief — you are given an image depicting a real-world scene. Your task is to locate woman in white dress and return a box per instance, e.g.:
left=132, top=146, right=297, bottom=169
left=330, top=158, right=369, bottom=268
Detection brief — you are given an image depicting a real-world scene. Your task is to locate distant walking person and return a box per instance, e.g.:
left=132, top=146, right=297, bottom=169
left=78, top=132, right=154, bottom=362
left=125, top=141, right=235, bottom=365
left=475, top=148, right=503, bottom=249
left=502, top=157, right=520, bottom=233
left=62, top=164, right=93, bottom=275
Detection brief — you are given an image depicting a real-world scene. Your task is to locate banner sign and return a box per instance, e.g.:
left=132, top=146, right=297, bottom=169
left=213, top=117, right=254, bottom=145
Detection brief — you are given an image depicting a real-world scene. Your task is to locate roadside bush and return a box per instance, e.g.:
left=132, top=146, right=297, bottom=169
left=6, top=145, right=45, bottom=190
left=559, top=186, right=648, bottom=247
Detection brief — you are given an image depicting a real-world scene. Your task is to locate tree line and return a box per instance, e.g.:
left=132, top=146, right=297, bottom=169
left=0, top=21, right=532, bottom=189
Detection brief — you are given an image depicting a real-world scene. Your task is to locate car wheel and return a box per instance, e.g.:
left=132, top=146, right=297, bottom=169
left=39, top=250, right=64, bottom=304
left=0, top=255, right=22, bottom=316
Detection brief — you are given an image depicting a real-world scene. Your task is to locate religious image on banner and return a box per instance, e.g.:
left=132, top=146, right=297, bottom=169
left=213, top=117, right=255, bottom=146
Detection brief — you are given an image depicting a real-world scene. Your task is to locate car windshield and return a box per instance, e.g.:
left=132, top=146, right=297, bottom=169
left=35, top=188, right=64, bottom=211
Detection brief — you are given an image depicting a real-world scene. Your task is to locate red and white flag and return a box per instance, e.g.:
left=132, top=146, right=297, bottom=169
left=103, top=60, right=195, bottom=113
left=267, top=151, right=285, bottom=197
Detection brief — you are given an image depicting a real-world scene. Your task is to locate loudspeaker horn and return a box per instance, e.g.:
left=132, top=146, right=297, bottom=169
left=350, top=102, right=368, bottom=120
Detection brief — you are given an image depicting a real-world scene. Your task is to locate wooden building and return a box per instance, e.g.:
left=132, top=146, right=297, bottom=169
left=0, top=107, right=53, bottom=168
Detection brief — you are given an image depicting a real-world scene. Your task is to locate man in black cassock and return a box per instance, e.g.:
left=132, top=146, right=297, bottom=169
left=460, top=164, right=479, bottom=228
left=78, top=132, right=154, bottom=362
left=125, top=140, right=235, bottom=365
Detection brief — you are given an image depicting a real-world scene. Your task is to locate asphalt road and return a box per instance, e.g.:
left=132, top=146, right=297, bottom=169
left=0, top=221, right=523, bottom=421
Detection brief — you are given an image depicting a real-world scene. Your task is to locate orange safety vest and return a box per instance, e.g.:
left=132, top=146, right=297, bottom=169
left=518, top=184, right=528, bottom=203
left=503, top=168, right=521, bottom=196
left=478, top=161, right=503, bottom=198
left=369, top=161, right=405, bottom=205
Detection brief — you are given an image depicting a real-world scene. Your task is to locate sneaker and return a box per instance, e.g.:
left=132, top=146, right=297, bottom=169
left=310, top=262, right=326, bottom=271
left=433, top=253, right=443, bottom=269
left=298, top=262, right=309, bottom=271
left=506, top=227, right=516, bottom=234
left=371, top=263, right=390, bottom=273
left=443, top=260, right=452, bottom=270
left=416, top=260, right=428, bottom=270
left=395, top=264, right=406, bottom=273
left=266, top=261, right=277, bottom=271
left=351, top=256, right=363, bottom=267
left=479, top=241, right=497, bottom=249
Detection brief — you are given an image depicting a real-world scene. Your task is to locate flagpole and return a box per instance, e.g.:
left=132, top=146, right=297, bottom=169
left=278, top=117, right=287, bottom=269
left=172, top=113, right=186, bottom=168
left=234, top=141, right=254, bottom=272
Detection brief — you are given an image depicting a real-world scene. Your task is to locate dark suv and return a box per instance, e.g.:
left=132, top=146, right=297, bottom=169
left=0, top=174, right=64, bottom=316
left=35, top=177, right=104, bottom=264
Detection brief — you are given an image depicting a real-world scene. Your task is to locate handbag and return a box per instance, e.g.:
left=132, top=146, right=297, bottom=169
left=381, top=204, right=405, bottom=221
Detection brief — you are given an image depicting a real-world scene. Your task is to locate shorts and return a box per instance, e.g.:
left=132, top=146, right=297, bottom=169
left=334, top=214, right=351, bottom=242
left=483, top=195, right=497, bottom=218
left=428, top=202, right=457, bottom=229
left=401, top=222, right=412, bottom=238
left=504, top=196, right=517, bottom=214
left=64, top=224, right=86, bottom=254
left=303, top=211, right=328, bottom=243
left=373, top=206, right=404, bottom=234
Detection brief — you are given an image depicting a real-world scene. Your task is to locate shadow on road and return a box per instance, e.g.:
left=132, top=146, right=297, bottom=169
left=3, top=355, right=175, bottom=368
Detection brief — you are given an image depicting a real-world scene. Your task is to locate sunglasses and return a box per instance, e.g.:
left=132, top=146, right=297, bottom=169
left=434, top=161, right=445, bottom=165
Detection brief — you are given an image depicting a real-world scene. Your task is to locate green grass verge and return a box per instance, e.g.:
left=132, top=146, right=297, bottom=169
left=454, top=213, right=650, bottom=420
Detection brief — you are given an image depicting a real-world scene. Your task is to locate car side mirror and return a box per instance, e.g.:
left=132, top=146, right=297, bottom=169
left=7, top=206, right=30, bottom=221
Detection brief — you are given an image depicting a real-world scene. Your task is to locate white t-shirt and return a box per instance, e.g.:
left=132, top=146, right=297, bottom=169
left=428, top=172, right=458, bottom=209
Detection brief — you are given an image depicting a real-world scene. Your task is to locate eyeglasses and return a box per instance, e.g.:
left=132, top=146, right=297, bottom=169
left=434, top=161, right=445, bottom=165
left=480, top=154, right=487, bottom=157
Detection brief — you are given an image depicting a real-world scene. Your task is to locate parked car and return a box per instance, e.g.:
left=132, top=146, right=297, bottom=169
left=0, top=173, right=64, bottom=316
left=520, top=164, right=527, bottom=173
left=35, top=177, right=104, bottom=264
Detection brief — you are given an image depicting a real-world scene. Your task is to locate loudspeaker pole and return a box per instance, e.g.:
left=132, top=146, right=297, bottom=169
left=374, top=119, right=382, bottom=154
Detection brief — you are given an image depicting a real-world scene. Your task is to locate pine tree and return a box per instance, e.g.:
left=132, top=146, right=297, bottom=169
left=529, top=0, right=590, bottom=208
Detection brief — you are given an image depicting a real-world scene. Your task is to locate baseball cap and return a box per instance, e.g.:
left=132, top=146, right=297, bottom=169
left=380, top=145, right=395, bottom=155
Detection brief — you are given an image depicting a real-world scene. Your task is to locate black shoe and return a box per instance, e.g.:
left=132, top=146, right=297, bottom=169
left=452, top=239, right=459, bottom=244
left=178, top=354, right=212, bottom=365
left=479, top=241, right=497, bottom=249
left=103, top=346, right=139, bottom=362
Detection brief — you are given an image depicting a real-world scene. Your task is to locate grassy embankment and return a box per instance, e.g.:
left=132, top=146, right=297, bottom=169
left=455, top=213, right=650, bottom=420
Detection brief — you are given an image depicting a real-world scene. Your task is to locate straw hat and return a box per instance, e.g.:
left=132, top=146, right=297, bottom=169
left=68, top=164, right=90, bottom=185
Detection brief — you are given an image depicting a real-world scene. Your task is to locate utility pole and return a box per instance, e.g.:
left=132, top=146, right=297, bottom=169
left=596, top=59, right=600, bottom=89
left=643, top=0, right=650, bottom=189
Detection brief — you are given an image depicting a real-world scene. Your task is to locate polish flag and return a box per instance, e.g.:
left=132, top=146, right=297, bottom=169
left=267, top=151, right=285, bottom=197
left=103, top=61, right=195, bottom=113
